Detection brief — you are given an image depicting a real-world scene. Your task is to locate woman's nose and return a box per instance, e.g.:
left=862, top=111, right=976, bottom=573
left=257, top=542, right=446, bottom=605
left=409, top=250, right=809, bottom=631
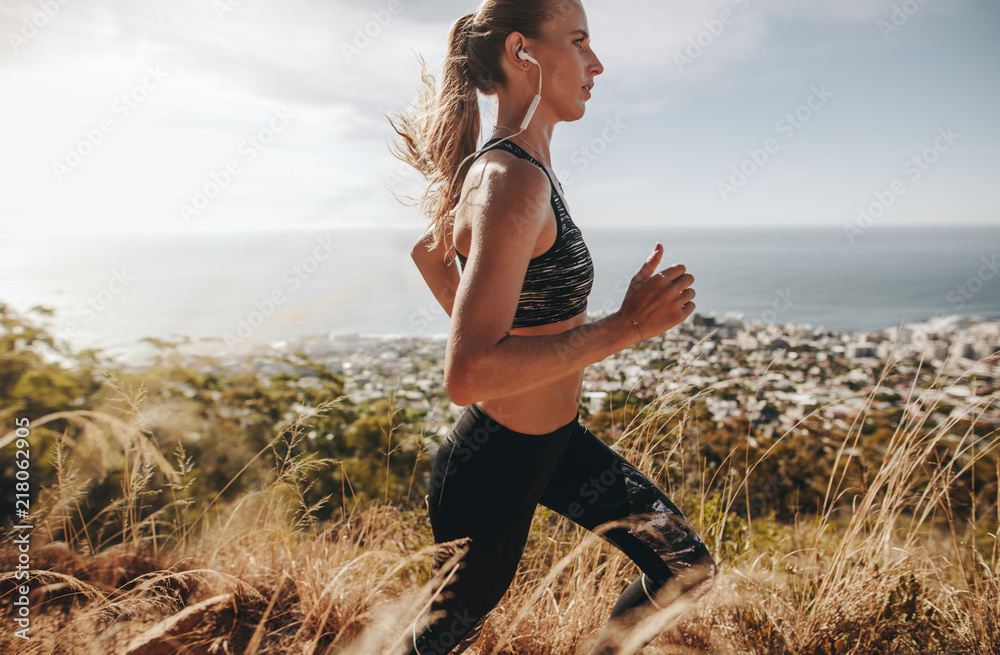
left=591, top=52, right=605, bottom=76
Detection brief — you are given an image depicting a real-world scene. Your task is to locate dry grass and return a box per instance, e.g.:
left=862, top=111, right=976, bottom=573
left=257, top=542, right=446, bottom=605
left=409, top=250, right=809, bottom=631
left=1, top=350, right=997, bottom=654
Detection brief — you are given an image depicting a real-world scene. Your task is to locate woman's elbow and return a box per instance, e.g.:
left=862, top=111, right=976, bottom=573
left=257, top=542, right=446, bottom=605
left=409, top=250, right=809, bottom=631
left=444, top=353, right=482, bottom=407
left=410, top=241, right=428, bottom=267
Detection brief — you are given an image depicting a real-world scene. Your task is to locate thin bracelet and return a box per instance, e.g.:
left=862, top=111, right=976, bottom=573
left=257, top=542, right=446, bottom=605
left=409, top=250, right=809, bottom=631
left=620, top=309, right=644, bottom=342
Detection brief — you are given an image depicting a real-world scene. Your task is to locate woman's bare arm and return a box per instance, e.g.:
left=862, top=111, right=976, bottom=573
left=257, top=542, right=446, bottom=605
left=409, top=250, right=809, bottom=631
left=411, top=224, right=461, bottom=318
left=443, top=158, right=696, bottom=407
left=447, top=314, right=640, bottom=406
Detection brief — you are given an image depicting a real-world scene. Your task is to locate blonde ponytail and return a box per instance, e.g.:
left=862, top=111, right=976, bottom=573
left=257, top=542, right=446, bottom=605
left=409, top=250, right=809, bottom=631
left=386, top=2, right=556, bottom=254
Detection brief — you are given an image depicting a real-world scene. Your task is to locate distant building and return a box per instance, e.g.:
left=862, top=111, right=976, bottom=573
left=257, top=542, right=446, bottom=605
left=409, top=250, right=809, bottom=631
left=846, top=342, right=876, bottom=359
left=876, top=340, right=907, bottom=360
left=886, top=325, right=914, bottom=344
left=585, top=391, right=608, bottom=414
left=692, top=314, right=718, bottom=338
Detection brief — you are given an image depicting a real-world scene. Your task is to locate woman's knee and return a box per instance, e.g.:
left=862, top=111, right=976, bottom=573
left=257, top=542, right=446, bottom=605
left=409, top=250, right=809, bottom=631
left=685, top=549, right=718, bottom=599
left=641, top=547, right=716, bottom=614
left=628, top=506, right=717, bottom=601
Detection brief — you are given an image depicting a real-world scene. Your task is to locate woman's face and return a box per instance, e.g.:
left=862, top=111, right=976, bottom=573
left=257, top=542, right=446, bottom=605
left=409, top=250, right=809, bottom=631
left=530, top=0, right=605, bottom=123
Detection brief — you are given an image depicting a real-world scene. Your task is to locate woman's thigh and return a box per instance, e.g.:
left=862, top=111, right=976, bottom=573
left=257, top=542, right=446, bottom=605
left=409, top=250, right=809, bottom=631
left=537, top=423, right=711, bottom=583
left=426, top=405, right=575, bottom=612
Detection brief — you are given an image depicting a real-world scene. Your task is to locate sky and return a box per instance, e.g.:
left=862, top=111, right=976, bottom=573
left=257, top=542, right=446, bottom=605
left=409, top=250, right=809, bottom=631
left=1, top=0, right=997, bottom=237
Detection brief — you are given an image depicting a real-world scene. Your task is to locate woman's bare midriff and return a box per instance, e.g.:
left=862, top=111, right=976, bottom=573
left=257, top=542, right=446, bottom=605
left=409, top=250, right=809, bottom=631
left=452, top=150, right=590, bottom=435
left=472, top=309, right=588, bottom=435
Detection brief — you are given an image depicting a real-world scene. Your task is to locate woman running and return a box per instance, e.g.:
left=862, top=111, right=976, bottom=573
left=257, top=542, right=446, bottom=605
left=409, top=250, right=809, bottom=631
left=388, top=1, right=716, bottom=653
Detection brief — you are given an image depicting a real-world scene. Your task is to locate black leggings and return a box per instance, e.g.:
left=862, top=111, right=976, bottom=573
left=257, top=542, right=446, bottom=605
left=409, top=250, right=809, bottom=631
left=405, top=403, right=716, bottom=655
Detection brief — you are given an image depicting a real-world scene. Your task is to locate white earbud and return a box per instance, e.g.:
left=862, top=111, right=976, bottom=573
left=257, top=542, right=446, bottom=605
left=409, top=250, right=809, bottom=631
left=517, top=49, right=538, bottom=66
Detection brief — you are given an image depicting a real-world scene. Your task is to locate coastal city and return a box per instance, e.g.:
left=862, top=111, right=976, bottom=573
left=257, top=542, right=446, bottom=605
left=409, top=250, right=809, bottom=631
left=159, top=311, right=999, bottom=443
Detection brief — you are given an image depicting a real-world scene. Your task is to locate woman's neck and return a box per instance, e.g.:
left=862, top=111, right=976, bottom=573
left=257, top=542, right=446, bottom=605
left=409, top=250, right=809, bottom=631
left=491, top=125, right=553, bottom=168
left=491, top=92, right=555, bottom=164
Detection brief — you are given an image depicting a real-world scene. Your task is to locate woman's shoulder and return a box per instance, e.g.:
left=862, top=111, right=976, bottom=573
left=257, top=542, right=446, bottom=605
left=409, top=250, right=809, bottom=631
left=460, top=148, right=551, bottom=220
left=453, top=149, right=555, bottom=258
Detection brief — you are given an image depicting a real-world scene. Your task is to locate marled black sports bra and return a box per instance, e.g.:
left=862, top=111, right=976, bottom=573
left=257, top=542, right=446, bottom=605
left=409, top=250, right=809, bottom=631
left=454, top=138, right=595, bottom=329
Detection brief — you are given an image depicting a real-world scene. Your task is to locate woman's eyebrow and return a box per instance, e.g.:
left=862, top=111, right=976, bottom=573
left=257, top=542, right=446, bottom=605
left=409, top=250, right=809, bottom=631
left=570, top=29, right=589, bottom=39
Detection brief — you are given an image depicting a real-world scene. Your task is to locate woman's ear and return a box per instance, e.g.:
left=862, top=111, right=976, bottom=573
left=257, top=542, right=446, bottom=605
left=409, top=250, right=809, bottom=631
left=503, top=31, right=528, bottom=67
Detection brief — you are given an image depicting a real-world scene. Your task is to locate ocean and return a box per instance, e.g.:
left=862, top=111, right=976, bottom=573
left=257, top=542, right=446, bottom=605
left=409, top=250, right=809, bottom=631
left=0, top=225, right=997, bottom=355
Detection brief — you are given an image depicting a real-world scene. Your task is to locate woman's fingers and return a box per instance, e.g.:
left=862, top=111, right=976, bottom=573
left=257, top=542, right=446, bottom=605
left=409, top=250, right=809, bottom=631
left=666, top=271, right=695, bottom=292
left=633, top=243, right=664, bottom=283
left=620, top=243, right=700, bottom=338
